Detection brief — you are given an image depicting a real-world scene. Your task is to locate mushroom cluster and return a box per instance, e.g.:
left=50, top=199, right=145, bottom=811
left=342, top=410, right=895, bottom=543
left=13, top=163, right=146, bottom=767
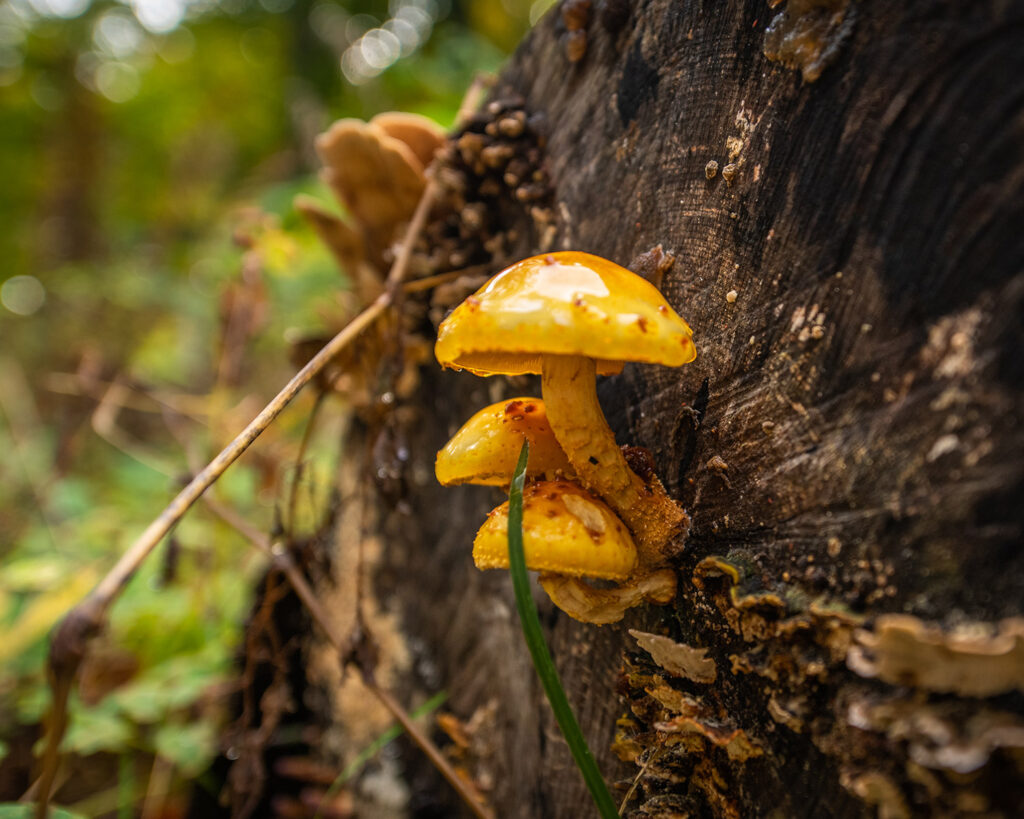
left=435, top=251, right=696, bottom=624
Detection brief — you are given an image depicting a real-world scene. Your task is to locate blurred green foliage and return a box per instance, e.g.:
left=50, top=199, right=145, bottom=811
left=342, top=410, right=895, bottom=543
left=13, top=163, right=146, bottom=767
left=0, top=0, right=553, bottom=811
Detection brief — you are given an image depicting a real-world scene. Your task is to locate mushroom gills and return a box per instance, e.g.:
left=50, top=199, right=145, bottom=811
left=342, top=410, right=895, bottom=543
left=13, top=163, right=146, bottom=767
left=538, top=569, right=678, bottom=625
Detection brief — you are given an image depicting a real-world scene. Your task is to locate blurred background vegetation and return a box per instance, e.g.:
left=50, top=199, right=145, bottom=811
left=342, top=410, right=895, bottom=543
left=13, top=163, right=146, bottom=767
left=0, top=0, right=551, bottom=813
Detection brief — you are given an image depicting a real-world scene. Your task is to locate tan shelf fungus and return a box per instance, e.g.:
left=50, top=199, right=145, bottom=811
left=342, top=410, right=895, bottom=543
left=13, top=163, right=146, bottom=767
left=436, top=251, right=695, bottom=567
left=315, top=117, right=430, bottom=245
left=436, top=397, right=574, bottom=486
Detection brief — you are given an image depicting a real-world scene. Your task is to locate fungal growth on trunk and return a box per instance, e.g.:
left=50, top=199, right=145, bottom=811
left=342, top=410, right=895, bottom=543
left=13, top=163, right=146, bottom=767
left=434, top=252, right=696, bottom=623
left=435, top=251, right=695, bottom=565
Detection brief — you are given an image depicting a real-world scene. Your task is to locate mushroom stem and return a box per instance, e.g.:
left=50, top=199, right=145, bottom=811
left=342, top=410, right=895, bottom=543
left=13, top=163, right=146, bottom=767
left=541, top=354, right=687, bottom=565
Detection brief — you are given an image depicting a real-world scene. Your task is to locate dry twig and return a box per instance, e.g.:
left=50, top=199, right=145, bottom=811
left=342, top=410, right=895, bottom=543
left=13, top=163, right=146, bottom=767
left=35, top=77, right=492, bottom=817
left=34, top=187, right=432, bottom=819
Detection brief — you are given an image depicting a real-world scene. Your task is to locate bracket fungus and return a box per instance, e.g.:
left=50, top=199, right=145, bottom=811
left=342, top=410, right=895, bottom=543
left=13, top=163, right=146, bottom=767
left=369, top=111, right=446, bottom=169
left=293, top=196, right=384, bottom=304
left=436, top=251, right=695, bottom=566
left=295, top=111, right=446, bottom=416
left=436, top=398, right=574, bottom=486
left=315, top=116, right=434, bottom=256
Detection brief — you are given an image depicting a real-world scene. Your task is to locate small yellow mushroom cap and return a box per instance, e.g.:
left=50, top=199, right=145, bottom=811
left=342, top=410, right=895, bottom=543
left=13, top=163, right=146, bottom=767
left=436, top=398, right=574, bottom=486
left=473, top=480, right=638, bottom=581
left=435, top=251, right=696, bottom=376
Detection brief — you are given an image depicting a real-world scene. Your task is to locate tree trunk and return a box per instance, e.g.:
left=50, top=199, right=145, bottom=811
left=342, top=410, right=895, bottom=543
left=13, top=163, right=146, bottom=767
left=324, top=1, right=1024, bottom=816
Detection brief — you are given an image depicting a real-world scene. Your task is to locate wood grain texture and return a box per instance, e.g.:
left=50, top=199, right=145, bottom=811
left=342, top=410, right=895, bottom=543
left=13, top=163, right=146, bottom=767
left=378, top=1, right=1024, bottom=815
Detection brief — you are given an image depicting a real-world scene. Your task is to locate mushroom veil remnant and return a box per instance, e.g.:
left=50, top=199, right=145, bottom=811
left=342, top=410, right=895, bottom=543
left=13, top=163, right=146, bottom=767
left=435, top=251, right=695, bottom=567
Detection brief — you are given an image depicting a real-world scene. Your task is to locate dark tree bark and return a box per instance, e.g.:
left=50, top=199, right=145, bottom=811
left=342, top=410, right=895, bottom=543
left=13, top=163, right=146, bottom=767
left=361, top=1, right=1024, bottom=817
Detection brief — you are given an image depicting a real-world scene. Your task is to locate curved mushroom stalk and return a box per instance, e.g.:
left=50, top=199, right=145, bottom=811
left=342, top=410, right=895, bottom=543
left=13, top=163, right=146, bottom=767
left=538, top=569, right=678, bottom=625
left=541, top=354, right=688, bottom=566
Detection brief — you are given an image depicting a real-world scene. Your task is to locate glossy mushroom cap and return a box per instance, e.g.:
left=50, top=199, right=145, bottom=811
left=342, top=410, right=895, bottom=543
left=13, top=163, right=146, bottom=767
left=473, top=480, right=638, bottom=581
left=436, top=398, right=574, bottom=486
left=435, top=251, right=695, bottom=376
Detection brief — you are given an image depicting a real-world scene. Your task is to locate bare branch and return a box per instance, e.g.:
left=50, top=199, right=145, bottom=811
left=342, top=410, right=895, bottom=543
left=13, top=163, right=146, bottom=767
left=35, top=210, right=413, bottom=818
left=34, top=74, right=486, bottom=816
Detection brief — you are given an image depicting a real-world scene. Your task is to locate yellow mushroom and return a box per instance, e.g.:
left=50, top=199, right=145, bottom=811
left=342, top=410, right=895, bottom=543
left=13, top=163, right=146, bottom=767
left=436, top=398, right=574, bottom=486
left=435, top=251, right=695, bottom=566
left=473, top=480, right=638, bottom=581
left=473, top=480, right=677, bottom=624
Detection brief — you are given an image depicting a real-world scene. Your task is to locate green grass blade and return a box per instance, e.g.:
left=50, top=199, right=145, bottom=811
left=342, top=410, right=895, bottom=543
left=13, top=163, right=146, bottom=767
left=507, top=442, right=620, bottom=818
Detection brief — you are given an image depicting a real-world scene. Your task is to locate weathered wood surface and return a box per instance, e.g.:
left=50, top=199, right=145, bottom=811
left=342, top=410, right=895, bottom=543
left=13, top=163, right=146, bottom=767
left=380, top=1, right=1024, bottom=816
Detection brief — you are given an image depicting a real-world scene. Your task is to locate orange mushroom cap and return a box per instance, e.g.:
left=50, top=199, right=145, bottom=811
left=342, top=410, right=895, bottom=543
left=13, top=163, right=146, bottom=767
left=473, top=480, right=638, bottom=581
left=436, top=398, right=574, bottom=486
left=435, top=251, right=695, bottom=376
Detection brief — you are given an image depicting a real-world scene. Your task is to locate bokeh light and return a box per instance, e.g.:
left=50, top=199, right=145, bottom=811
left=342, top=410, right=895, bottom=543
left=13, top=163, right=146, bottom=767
left=1, top=275, right=46, bottom=315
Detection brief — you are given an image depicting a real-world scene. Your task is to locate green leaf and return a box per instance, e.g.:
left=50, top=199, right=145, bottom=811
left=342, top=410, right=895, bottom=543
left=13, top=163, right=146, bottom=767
left=506, top=442, right=620, bottom=818
left=1, top=556, right=70, bottom=592
left=61, top=700, right=134, bottom=756
left=110, top=648, right=227, bottom=724
left=152, top=721, right=217, bottom=777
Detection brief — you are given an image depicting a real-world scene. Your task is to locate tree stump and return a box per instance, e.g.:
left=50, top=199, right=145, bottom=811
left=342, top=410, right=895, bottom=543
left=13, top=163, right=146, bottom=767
left=372, top=1, right=1024, bottom=816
